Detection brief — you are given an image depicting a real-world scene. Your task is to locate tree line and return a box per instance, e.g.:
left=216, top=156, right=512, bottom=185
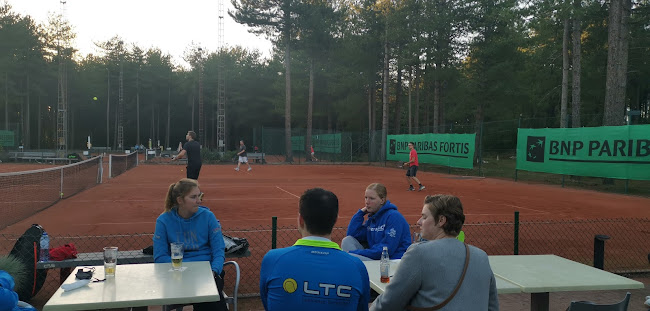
left=0, top=0, right=648, bottom=158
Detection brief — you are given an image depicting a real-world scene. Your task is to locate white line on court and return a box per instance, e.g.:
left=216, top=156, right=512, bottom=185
left=72, top=222, right=154, bottom=226
left=504, top=204, right=549, bottom=214
left=471, top=198, right=549, bottom=214
left=71, top=218, right=301, bottom=226
left=0, top=201, right=55, bottom=204
left=276, top=186, right=300, bottom=199
left=99, top=182, right=365, bottom=189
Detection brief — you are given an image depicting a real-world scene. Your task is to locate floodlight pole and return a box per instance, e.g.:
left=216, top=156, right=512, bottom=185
left=106, top=67, right=110, bottom=150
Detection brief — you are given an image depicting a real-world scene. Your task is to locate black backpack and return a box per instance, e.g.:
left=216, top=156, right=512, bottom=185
left=224, top=234, right=249, bottom=256
left=9, top=224, right=48, bottom=301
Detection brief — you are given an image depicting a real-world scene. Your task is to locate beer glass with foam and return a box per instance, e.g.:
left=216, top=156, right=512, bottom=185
left=170, top=242, right=184, bottom=271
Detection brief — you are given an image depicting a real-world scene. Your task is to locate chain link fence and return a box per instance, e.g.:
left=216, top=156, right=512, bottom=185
left=1, top=217, right=648, bottom=307
left=254, top=114, right=650, bottom=196
left=259, top=127, right=383, bottom=163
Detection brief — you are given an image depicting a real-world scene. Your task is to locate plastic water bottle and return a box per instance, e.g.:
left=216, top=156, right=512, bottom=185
left=39, top=232, right=50, bottom=262
left=380, top=246, right=390, bottom=283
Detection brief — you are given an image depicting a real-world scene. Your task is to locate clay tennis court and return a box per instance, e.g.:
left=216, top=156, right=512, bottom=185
left=2, top=163, right=649, bottom=236
left=3, top=162, right=650, bottom=310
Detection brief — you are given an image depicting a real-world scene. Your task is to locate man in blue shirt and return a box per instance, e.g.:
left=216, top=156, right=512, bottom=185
left=260, top=188, right=370, bottom=311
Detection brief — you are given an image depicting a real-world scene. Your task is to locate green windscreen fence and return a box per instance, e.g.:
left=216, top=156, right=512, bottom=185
left=0, top=130, right=14, bottom=147
left=516, top=125, right=650, bottom=180
left=386, top=133, right=476, bottom=169
left=291, top=133, right=342, bottom=153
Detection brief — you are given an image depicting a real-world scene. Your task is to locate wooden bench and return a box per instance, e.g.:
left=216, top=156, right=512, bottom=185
left=37, top=249, right=251, bottom=283
left=10, top=151, right=57, bottom=161
left=247, top=152, right=266, bottom=164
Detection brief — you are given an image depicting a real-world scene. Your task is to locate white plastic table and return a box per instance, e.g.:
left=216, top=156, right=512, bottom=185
left=362, top=259, right=522, bottom=295
left=489, top=255, right=645, bottom=311
left=43, top=261, right=220, bottom=311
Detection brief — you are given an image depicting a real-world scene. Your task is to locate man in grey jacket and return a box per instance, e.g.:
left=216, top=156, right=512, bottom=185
left=370, top=194, right=499, bottom=311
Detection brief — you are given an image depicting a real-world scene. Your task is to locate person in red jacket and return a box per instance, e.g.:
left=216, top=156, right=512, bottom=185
left=310, top=145, right=318, bottom=162
left=404, top=142, right=425, bottom=191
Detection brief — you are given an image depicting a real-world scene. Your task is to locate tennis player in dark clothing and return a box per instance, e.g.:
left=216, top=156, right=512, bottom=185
left=172, top=131, right=202, bottom=180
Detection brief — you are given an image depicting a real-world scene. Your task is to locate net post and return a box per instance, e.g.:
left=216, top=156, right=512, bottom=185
left=271, top=216, right=277, bottom=249
left=60, top=167, right=64, bottom=199
left=514, top=211, right=519, bottom=255
left=478, top=121, right=484, bottom=177
left=108, top=154, right=113, bottom=179
left=99, top=155, right=103, bottom=184
left=593, top=234, right=610, bottom=270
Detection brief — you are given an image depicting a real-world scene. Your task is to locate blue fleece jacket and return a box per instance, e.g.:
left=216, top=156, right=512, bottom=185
left=153, top=206, right=225, bottom=274
left=0, top=271, right=36, bottom=311
left=346, top=200, right=412, bottom=260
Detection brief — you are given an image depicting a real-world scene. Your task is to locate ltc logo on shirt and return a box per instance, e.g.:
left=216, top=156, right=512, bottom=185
left=282, top=278, right=352, bottom=298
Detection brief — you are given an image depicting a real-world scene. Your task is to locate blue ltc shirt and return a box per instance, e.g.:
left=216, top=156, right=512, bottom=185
left=260, top=237, right=370, bottom=311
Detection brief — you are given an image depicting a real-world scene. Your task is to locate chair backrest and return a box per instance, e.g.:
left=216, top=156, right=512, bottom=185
left=567, top=292, right=631, bottom=311
left=457, top=231, right=465, bottom=242
left=223, top=260, right=240, bottom=311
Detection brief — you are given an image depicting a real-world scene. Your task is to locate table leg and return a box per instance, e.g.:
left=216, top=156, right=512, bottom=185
left=530, top=292, right=549, bottom=311
left=60, top=268, right=72, bottom=285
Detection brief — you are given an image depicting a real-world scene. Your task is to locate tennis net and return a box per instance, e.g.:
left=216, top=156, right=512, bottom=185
left=109, top=152, right=138, bottom=178
left=0, top=156, right=103, bottom=230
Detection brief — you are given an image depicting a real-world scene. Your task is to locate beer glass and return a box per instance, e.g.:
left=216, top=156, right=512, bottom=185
left=170, top=242, right=184, bottom=271
left=103, top=246, right=118, bottom=277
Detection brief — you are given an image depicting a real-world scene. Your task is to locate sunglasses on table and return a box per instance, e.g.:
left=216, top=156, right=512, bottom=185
left=75, top=267, right=106, bottom=282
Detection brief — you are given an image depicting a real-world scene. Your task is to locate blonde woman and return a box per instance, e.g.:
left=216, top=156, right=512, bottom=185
left=153, top=178, right=227, bottom=311
left=342, top=183, right=411, bottom=261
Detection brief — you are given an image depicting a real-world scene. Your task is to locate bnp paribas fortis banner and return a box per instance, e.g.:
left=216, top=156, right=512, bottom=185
left=386, top=133, right=476, bottom=169
left=516, top=125, right=650, bottom=180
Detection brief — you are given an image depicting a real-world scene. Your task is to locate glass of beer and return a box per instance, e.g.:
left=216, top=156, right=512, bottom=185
left=170, top=242, right=184, bottom=271
left=103, top=246, right=118, bottom=277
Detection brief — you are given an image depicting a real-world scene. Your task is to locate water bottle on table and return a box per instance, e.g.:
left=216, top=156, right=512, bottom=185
left=39, top=232, right=49, bottom=262
left=380, top=246, right=390, bottom=283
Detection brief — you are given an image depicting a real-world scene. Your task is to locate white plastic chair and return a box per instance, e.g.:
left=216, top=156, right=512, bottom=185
left=566, top=292, right=630, bottom=311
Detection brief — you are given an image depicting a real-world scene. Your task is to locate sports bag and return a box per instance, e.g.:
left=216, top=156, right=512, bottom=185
left=9, top=224, right=48, bottom=301
left=223, top=235, right=249, bottom=256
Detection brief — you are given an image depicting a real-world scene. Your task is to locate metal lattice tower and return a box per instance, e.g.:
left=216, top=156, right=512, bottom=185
left=216, top=0, right=226, bottom=153
left=56, top=0, right=68, bottom=157
left=198, top=48, right=205, bottom=145
left=117, top=62, right=124, bottom=149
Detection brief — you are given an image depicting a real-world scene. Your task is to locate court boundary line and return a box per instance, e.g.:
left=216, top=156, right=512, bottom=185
left=276, top=186, right=300, bottom=199
left=63, top=198, right=294, bottom=203
left=472, top=198, right=549, bottom=214
left=99, top=182, right=368, bottom=188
